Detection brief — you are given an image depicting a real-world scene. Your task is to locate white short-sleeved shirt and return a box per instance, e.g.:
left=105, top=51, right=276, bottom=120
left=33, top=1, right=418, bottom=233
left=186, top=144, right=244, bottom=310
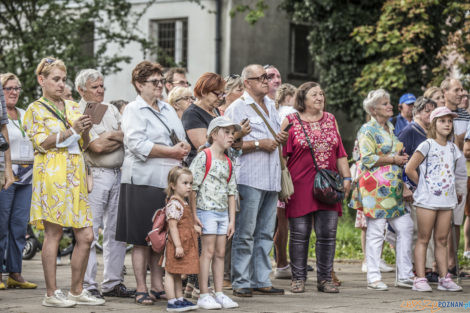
left=413, top=139, right=461, bottom=209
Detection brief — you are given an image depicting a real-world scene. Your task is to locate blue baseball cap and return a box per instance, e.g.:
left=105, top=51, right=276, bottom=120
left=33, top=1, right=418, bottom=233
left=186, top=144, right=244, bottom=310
left=399, top=93, right=416, bottom=105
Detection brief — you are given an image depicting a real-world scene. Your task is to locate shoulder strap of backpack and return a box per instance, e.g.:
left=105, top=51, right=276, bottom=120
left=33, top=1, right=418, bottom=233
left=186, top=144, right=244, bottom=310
left=225, top=154, right=232, bottom=183
left=202, top=148, right=211, bottom=184
left=202, top=148, right=232, bottom=184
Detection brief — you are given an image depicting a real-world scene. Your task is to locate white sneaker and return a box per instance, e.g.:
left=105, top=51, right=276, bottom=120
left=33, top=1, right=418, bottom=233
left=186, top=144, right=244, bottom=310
left=395, top=277, right=414, bottom=288
left=215, top=294, right=239, bottom=309
left=367, top=281, right=388, bottom=291
left=361, top=262, right=367, bottom=273
left=68, top=289, right=106, bottom=305
left=379, top=259, right=394, bottom=272
left=274, top=264, right=292, bottom=279
left=464, top=251, right=470, bottom=259
left=197, top=295, right=222, bottom=310
left=42, top=289, right=76, bottom=307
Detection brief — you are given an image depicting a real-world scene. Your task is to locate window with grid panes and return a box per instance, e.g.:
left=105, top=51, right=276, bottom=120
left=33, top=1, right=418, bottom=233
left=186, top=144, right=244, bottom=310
left=150, top=18, right=188, bottom=68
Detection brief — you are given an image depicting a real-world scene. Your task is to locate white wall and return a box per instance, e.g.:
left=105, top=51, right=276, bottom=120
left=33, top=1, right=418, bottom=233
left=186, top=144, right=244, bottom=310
left=102, top=0, right=217, bottom=102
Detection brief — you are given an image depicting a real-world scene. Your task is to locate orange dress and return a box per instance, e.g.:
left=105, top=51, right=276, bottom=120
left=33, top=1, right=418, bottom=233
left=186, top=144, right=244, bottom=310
left=160, top=197, right=200, bottom=274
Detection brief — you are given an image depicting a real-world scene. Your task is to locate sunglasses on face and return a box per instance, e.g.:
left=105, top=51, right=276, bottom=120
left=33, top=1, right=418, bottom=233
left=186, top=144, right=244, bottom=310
left=145, top=78, right=166, bottom=87
left=246, top=73, right=269, bottom=83
left=3, top=87, right=22, bottom=92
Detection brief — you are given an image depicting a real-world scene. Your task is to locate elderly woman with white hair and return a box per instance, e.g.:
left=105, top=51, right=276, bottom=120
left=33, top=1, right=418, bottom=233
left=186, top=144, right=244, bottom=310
left=351, top=89, right=414, bottom=291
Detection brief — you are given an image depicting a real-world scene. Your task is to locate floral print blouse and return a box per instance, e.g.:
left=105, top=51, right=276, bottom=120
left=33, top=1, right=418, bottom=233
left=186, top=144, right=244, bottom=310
left=189, top=150, right=238, bottom=212
left=166, top=197, right=185, bottom=221
left=351, top=117, right=406, bottom=219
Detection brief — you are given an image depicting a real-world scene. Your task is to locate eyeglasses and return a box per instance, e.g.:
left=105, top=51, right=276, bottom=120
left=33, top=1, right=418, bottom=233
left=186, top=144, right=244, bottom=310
left=38, top=58, right=56, bottom=75
left=229, top=74, right=240, bottom=79
left=170, top=80, right=191, bottom=87
left=212, top=91, right=226, bottom=99
left=246, top=73, right=270, bottom=83
left=176, top=96, right=195, bottom=102
left=145, top=78, right=166, bottom=86
left=3, top=87, right=22, bottom=92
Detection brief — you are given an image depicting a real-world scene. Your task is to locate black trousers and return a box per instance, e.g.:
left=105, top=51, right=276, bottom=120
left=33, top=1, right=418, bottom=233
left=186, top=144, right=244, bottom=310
left=288, top=210, right=338, bottom=282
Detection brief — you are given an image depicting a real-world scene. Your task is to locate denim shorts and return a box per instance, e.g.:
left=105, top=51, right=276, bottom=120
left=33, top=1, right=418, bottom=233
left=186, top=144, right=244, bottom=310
left=197, top=209, right=228, bottom=235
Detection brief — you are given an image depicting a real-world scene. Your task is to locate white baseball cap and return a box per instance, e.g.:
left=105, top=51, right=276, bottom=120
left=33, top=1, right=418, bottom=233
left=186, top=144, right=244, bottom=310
left=207, top=116, right=242, bottom=136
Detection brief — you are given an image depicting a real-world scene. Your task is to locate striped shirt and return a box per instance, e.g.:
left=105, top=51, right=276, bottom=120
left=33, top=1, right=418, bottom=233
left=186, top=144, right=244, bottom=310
left=225, top=91, right=281, bottom=192
left=454, top=108, right=470, bottom=136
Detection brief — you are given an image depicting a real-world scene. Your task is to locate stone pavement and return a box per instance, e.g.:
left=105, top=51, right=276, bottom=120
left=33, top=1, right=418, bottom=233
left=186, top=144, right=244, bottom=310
left=1, top=254, right=469, bottom=313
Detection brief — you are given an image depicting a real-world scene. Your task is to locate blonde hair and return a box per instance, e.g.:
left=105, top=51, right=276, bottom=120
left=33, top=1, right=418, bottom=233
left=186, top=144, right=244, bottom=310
left=165, top=166, right=193, bottom=201
left=0, top=72, right=21, bottom=87
left=224, top=75, right=243, bottom=95
left=428, top=116, right=454, bottom=141
left=423, top=86, right=443, bottom=99
left=168, top=86, right=192, bottom=107
left=35, top=56, right=66, bottom=77
left=275, top=83, right=296, bottom=109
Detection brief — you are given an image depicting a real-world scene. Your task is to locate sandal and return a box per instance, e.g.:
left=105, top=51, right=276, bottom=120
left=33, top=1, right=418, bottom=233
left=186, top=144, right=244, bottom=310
left=150, top=289, right=166, bottom=300
left=135, top=292, right=154, bottom=305
left=317, top=280, right=339, bottom=293
left=332, top=270, right=342, bottom=287
left=291, top=280, right=305, bottom=293
left=184, top=283, right=194, bottom=298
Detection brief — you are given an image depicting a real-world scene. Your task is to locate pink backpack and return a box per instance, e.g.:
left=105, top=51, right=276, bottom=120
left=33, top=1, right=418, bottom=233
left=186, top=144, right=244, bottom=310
left=146, top=207, right=167, bottom=253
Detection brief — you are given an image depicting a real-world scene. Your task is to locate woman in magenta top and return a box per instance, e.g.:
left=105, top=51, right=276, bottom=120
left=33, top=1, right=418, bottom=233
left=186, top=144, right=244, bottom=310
left=281, top=82, right=351, bottom=294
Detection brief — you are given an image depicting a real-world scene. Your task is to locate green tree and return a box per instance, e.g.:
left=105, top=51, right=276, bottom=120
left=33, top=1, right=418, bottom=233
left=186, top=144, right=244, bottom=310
left=0, top=0, right=156, bottom=106
left=280, top=0, right=384, bottom=119
left=352, top=0, right=470, bottom=101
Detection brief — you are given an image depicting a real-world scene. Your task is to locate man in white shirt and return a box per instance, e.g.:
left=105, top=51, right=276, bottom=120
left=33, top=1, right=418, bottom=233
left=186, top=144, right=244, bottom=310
left=76, top=69, right=134, bottom=298
left=442, top=77, right=468, bottom=277
left=225, top=64, right=288, bottom=297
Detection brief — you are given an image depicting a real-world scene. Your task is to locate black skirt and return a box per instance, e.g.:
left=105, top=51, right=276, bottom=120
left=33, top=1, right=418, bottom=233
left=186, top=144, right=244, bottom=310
left=116, top=183, right=166, bottom=246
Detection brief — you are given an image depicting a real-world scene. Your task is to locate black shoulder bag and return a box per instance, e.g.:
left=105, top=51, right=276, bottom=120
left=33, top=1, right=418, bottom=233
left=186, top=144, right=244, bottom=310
left=146, top=107, right=180, bottom=146
left=295, top=113, right=344, bottom=205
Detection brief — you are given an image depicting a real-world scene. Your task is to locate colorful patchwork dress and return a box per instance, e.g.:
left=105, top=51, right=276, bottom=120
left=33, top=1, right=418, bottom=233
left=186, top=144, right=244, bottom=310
left=350, top=118, right=406, bottom=219
left=23, top=98, right=91, bottom=229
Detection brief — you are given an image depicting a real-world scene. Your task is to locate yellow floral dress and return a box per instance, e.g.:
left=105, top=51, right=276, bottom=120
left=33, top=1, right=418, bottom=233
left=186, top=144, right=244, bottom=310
left=23, top=98, right=91, bottom=229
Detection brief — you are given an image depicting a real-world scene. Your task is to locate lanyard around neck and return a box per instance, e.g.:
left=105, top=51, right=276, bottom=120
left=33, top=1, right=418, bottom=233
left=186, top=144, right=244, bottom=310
left=41, top=97, right=69, bottom=126
left=7, top=109, right=25, bottom=138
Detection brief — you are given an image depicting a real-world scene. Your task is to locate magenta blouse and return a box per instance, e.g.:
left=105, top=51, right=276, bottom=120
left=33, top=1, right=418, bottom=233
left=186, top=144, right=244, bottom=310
left=282, top=112, right=347, bottom=218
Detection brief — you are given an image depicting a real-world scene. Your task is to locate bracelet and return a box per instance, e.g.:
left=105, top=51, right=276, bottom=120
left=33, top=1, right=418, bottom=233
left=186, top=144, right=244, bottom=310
left=343, top=177, right=352, bottom=181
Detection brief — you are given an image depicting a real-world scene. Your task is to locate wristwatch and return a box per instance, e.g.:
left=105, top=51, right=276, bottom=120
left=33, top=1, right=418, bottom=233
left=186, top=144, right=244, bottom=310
left=254, top=141, right=260, bottom=150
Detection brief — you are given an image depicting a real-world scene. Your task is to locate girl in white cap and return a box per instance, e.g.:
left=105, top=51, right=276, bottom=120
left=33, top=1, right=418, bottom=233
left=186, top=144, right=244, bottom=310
left=405, top=106, right=463, bottom=292
left=189, top=116, right=241, bottom=309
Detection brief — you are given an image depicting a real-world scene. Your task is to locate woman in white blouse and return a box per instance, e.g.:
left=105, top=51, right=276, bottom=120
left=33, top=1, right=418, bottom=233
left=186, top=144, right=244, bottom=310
left=116, top=61, right=190, bottom=305
left=0, top=73, right=36, bottom=290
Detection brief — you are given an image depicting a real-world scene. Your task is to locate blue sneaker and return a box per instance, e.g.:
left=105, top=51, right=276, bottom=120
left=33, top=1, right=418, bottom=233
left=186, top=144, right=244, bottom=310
left=166, top=301, right=188, bottom=312
left=181, top=298, right=198, bottom=310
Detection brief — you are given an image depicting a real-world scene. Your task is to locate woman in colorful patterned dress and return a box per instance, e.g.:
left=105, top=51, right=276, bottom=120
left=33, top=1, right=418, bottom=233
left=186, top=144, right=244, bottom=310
left=24, top=57, right=104, bottom=307
left=351, top=89, right=414, bottom=291
left=281, top=82, right=351, bottom=293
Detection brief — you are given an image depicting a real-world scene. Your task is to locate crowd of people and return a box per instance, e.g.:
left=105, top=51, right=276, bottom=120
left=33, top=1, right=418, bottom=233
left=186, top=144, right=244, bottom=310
left=0, top=56, right=468, bottom=311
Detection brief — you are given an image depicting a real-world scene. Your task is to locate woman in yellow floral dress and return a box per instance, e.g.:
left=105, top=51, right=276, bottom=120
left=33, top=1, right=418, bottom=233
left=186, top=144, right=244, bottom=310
left=23, top=57, right=104, bottom=307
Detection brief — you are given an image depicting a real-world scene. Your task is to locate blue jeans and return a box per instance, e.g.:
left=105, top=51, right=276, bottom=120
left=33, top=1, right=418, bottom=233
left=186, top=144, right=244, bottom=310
left=0, top=183, right=32, bottom=273
left=231, top=184, right=278, bottom=289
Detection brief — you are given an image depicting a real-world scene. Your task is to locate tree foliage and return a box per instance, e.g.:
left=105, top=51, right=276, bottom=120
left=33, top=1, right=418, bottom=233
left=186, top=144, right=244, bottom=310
left=0, top=0, right=156, bottom=106
left=280, top=0, right=383, bottom=119
left=352, top=0, right=470, bottom=101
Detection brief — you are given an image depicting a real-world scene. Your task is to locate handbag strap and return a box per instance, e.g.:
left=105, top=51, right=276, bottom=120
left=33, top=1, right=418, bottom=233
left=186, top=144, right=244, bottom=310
left=295, top=113, right=320, bottom=171
left=145, top=105, right=173, bottom=136
left=248, top=103, right=286, bottom=170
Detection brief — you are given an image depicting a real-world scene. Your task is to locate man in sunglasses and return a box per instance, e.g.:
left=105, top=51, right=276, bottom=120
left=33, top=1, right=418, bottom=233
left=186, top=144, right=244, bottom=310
left=264, top=65, right=282, bottom=101
left=76, top=69, right=134, bottom=299
left=225, top=64, right=288, bottom=298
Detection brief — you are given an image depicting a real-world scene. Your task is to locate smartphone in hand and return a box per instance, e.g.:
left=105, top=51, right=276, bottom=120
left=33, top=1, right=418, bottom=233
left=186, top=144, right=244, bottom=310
left=283, top=123, right=293, bottom=132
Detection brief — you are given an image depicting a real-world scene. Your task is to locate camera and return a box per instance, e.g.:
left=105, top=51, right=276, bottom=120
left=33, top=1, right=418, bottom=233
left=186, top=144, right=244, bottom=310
left=0, top=133, right=9, bottom=151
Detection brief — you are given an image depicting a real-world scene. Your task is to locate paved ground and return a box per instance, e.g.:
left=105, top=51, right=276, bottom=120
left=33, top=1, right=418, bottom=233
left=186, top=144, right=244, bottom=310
left=1, top=254, right=469, bottom=313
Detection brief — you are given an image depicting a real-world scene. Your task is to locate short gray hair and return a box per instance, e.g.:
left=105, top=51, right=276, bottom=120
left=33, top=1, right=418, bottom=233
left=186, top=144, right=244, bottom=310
left=75, top=69, right=103, bottom=92
left=363, top=89, right=390, bottom=115
left=241, top=64, right=262, bottom=81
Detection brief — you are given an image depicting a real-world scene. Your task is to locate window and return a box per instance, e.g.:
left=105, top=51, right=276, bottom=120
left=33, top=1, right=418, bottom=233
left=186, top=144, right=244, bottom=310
left=289, top=23, right=314, bottom=77
left=150, top=18, right=188, bottom=68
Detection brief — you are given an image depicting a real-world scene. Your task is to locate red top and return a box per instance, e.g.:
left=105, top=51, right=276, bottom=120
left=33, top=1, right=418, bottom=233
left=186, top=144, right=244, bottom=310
left=283, top=112, right=347, bottom=218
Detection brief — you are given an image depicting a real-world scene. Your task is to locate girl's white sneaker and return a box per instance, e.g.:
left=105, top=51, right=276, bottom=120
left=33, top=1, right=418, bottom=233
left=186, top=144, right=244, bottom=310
left=197, top=295, right=222, bottom=310
left=437, top=274, right=463, bottom=292
left=42, top=289, right=76, bottom=307
left=215, top=293, right=239, bottom=309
